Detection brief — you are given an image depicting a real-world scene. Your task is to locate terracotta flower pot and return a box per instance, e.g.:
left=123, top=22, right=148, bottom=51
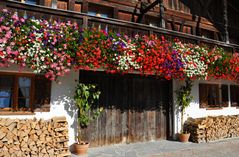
left=73, top=142, right=90, bottom=155
left=178, top=133, right=190, bottom=142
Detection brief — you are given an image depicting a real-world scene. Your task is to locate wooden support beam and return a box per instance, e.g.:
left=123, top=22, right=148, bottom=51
left=171, top=17, right=176, bottom=31
left=82, top=0, right=88, bottom=13
left=39, top=0, right=45, bottom=6
left=83, top=16, right=88, bottom=29
left=192, top=26, right=196, bottom=36
left=223, top=0, right=229, bottom=43
left=137, top=0, right=161, bottom=23
left=159, top=0, right=165, bottom=28
left=68, top=0, right=75, bottom=11
left=140, top=0, right=161, bottom=15
left=179, top=20, right=185, bottom=32
left=113, top=7, right=118, bottom=19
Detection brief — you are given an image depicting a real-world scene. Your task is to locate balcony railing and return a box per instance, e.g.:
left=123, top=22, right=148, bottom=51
left=2, top=0, right=239, bottom=52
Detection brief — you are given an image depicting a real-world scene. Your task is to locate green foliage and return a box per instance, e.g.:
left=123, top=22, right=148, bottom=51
left=175, top=79, right=193, bottom=133
left=74, top=83, right=102, bottom=128
left=176, top=79, right=193, bottom=113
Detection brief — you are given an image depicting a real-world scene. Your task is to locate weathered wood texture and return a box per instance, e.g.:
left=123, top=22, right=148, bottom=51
left=79, top=71, right=172, bottom=146
left=185, top=115, right=239, bottom=143
left=0, top=117, right=70, bottom=157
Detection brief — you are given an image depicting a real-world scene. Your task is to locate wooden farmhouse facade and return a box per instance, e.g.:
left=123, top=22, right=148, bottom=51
left=0, top=0, right=239, bottom=149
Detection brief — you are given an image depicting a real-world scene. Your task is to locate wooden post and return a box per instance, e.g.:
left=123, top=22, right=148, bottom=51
left=159, top=0, right=165, bottom=28
left=82, top=0, right=88, bottom=14
left=68, top=0, right=75, bottom=11
left=223, top=0, right=229, bottom=43
left=83, top=16, right=88, bottom=29
left=113, top=7, right=118, bottom=19
left=137, top=0, right=160, bottom=23
left=39, top=0, right=45, bottom=6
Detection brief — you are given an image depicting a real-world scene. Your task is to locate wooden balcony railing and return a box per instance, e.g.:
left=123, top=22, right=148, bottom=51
left=1, top=0, right=239, bottom=53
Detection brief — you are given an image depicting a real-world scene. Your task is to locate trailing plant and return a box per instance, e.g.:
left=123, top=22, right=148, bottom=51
left=175, top=78, right=193, bottom=133
left=74, top=83, right=102, bottom=143
left=1, top=9, right=239, bottom=82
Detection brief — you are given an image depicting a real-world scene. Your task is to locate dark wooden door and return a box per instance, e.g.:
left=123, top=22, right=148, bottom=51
left=79, top=71, right=172, bottom=147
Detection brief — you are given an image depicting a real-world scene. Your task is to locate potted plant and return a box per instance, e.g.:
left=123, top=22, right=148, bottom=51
left=73, top=83, right=102, bottom=155
left=175, top=78, right=193, bottom=142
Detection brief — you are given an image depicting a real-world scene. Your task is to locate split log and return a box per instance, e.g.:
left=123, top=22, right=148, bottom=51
left=185, top=115, right=239, bottom=143
left=0, top=116, right=69, bottom=156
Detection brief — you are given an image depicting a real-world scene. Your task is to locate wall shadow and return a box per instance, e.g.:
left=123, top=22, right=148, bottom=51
left=79, top=70, right=172, bottom=114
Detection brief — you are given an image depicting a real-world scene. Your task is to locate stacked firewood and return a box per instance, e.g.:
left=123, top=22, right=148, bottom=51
left=184, top=117, right=207, bottom=143
left=0, top=116, right=70, bottom=157
left=185, top=115, right=239, bottom=143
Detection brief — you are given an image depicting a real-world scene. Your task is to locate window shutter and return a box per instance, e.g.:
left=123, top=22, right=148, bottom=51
left=33, top=75, right=51, bottom=112
left=230, top=85, right=239, bottom=107
left=199, top=84, right=208, bottom=108
left=207, top=84, right=220, bottom=107
left=221, top=85, right=228, bottom=107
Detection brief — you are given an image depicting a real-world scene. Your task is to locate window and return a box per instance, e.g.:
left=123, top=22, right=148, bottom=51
left=0, top=73, right=51, bottom=113
left=88, top=3, right=113, bottom=18
left=230, top=85, right=239, bottom=107
left=17, top=0, right=38, bottom=5
left=145, top=15, right=160, bottom=27
left=199, top=83, right=228, bottom=108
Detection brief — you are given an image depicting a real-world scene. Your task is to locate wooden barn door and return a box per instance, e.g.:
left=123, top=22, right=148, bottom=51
left=79, top=71, right=172, bottom=147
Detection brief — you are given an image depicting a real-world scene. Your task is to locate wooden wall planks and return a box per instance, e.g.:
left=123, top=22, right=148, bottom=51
left=79, top=71, right=172, bottom=146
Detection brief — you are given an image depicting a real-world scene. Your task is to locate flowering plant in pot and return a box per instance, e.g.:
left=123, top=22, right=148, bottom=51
left=175, top=78, right=193, bottom=142
left=73, top=83, right=102, bottom=155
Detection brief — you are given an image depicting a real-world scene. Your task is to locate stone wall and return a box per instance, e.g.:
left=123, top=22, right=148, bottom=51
left=0, top=116, right=70, bottom=157
left=185, top=115, right=239, bottom=143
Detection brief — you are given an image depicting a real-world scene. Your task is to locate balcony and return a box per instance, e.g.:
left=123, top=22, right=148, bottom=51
left=1, top=0, right=239, bottom=52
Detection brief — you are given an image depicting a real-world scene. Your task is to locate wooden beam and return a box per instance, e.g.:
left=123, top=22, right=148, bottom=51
left=179, top=20, right=185, bottom=32
left=223, top=0, right=229, bottom=43
left=82, top=0, right=88, bottom=13
left=159, top=0, right=165, bottom=28
left=171, top=17, right=176, bottom=31
left=39, top=0, right=45, bottom=6
left=140, top=0, right=161, bottom=14
left=113, top=7, right=118, bottom=19
left=68, top=0, right=75, bottom=11
left=137, top=0, right=161, bottom=23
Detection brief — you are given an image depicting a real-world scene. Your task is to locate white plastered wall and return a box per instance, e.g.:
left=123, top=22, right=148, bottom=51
left=173, top=79, right=239, bottom=136
left=0, top=65, right=79, bottom=145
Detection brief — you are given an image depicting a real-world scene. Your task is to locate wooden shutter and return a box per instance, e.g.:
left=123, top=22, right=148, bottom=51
left=208, top=84, right=220, bottom=107
left=199, top=84, right=222, bottom=108
left=33, top=75, right=51, bottom=112
left=221, top=85, right=228, bottom=107
left=199, top=84, right=209, bottom=108
left=230, top=85, right=239, bottom=107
